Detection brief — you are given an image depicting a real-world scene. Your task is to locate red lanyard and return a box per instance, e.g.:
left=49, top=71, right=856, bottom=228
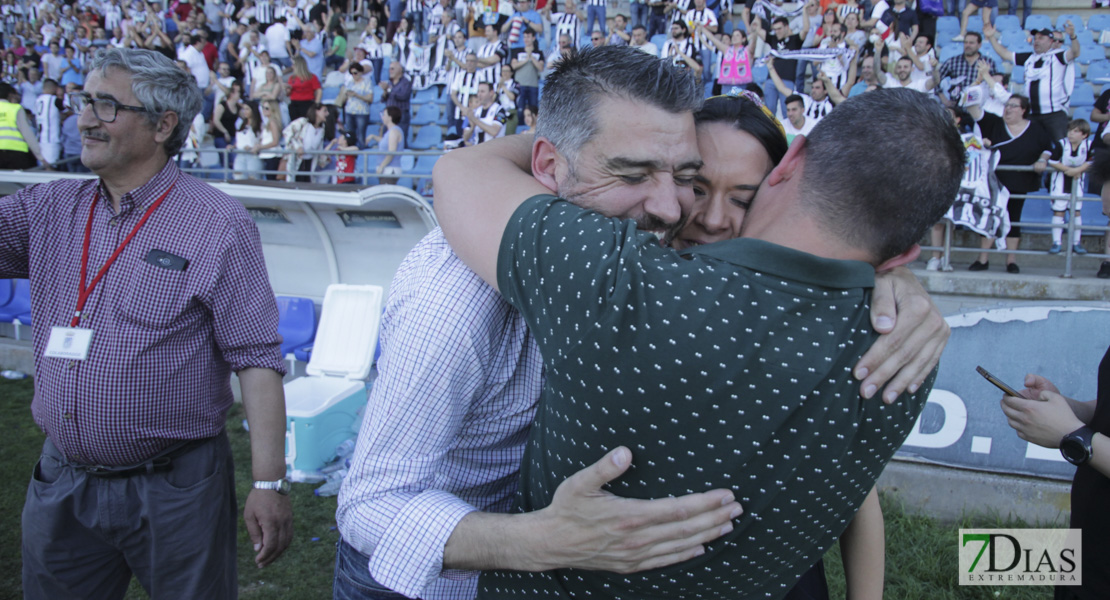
left=71, top=179, right=178, bottom=327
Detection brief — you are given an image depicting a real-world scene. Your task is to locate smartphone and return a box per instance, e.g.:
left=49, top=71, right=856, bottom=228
left=976, top=366, right=1028, bottom=398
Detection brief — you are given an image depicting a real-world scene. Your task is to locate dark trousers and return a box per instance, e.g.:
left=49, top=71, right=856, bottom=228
left=333, top=538, right=410, bottom=599
left=22, top=434, right=237, bottom=600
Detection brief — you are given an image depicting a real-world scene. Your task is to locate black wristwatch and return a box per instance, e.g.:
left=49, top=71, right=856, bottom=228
left=1060, top=425, right=1095, bottom=466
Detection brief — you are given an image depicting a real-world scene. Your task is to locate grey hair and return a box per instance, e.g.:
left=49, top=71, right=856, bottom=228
left=88, top=48, right=203, bottom=157
left=536, top=46, right=702, bottom=167
left=799, top=88, right=965, bottom=264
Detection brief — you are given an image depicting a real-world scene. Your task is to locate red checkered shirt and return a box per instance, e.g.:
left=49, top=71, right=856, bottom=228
left=0, top=160, right=285, bottom=466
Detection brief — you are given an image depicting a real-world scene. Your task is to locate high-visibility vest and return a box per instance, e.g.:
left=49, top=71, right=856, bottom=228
left=0, top=101, right=30, bottom=153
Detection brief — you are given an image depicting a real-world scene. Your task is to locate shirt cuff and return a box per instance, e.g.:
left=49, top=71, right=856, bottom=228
left=369, top=489, right=479, bottom=597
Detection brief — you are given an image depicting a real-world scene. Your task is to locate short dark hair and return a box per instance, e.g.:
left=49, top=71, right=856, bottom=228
left=1009, top=93, right=1031, bottom=118
left=384, top=105, right=401, bottom=123
left=632, top=24, right=646, bottom=32
left=799, top=88, right=965, bottom=264
left=784, top=94, right=804, bottom=107
left=537, top=46, right=701, bottom=165
left=1067, top=119, right=1091, bottom=136
left=772, top=16, right=790, bottom=28
left=964, top=31, right=982, bottom=44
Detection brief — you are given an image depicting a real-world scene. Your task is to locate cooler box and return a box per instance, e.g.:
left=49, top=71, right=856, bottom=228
left=284, top=284, right=383, bottom=474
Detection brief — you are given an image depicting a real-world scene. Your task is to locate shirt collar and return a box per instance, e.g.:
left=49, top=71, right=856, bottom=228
left=681, top=237, right=876, bottom=289
left=98, top=158, right=178, bottom=217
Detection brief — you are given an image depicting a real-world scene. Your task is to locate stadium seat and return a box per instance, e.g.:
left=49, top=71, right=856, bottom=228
left=0, top=279, right=13, bottom=309
left=368, top=102, right=385, bottom=124
left=277, top=296, right=316, bottom=358
left=1076, top=42, right=1105, bottom=65
left=1070, top=82, right=1096, bottom=107
left=409, top=154, right=439, bottom=177
left=1006, top=39, right=1033, bottom=54
left=650, top=34, right=667, bottom=49
left=400, top=154, right=416, bottom=173
left=980, top=46, right=1002, bottom=67
left=1071, top=106, right=1092, bottom=124
left=358, top=153, right=383, bottom=186
left=1000, top=29, right=1027, bottom=49
left=1010, top=64, right=1024, bottom=84
left=16, top=309, right=31, bottom=327
left=1021, top=192, right=1055, bottom=228
left=1055, top=15, right=1085, bottom=34
left=0, top=279, right=31, bottom=339
left=411, top=103, right=440, bottom=126
left=412, top=86, right=440, bottom=105
left=995, top=15, right=1021, bottom=33
left=1089, top=14, right=1110, bottom=34
left=751, top=64, right=768, bottom=84
left=939, top=44, right=962, bottom=62
left=1087, top=59, right=1110, bottom=82
left=409, top=126, right=443, bottom=150
left=1024, top=15, right=1052, bottom=32
left=967, top=15, right=984, bottom=34
left=321, top=86, right=341, bottom=105
left=936, top=16, right=960, bottom=38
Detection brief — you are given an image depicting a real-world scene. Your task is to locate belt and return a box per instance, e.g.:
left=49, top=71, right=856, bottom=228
left=75, top=436, right=218, bottom=479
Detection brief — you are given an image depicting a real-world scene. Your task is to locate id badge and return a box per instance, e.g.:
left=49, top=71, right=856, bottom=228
left=44, top=327, right=93, bottom=360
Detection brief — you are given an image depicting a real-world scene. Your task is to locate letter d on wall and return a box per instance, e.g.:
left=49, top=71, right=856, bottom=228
left=903, top=389, right=967, bottom=449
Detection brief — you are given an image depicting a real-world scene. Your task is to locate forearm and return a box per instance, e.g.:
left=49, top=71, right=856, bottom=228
left=238, top=367, right=287, bottom=480
left=840, top=487, right=885, bottom=600
left=444, top=511, right=550, bottom=570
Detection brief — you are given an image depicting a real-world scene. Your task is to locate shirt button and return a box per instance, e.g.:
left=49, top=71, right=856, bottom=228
left=67, top=361, right=76, bottom=370
left=63, top=412, right=72, bottom=420
left=109, top=220, right=118, bottom=228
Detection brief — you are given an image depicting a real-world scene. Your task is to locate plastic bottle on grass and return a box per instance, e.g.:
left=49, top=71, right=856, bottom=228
left=1, top=370, right=28, bottom=380
left=314, top=468, right=348, bottom=497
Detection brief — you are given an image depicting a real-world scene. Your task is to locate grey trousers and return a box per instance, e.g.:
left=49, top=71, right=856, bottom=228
left=22, top=433, right=238, bottom=600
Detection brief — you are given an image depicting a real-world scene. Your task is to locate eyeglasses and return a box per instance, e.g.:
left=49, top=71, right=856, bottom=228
left=69, top=92, right=149, bottom=123
left=1004, top=103, right=1022, bottom=109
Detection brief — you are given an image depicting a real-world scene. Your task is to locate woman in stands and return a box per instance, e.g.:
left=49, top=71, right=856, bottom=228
left=285, top=55, right=322, bottom=122
left=696, top=23, right=757, bottom=97
left=668, top=92, right=886, bottom=600
left=232, top=100, right=264, bottom=179
left=367, top=104, right=406, bottom=184
left=964, top=93, right=1055, bottom=273
left=254, top=99, right=284, bottom=180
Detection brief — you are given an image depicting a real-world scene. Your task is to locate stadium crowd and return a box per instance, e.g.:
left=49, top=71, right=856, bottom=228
left=0, top=0, right=1108, bottom=270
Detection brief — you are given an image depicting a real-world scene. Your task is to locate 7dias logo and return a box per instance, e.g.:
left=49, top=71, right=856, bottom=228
left=959, top=529, right=1082, bottom=586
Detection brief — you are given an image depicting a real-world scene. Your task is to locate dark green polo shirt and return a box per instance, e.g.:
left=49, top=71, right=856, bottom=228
left=481, top=195, right=933, bottom=600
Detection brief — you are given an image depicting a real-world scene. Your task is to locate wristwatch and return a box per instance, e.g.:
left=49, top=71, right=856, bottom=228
left=253, top=478, right=292, bottom=495
left=1060, top=425, right=1095, bottom=466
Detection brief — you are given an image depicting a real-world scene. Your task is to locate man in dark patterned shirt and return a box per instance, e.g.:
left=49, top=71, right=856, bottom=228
left=436, top=87, right=965, bottom=599
left=1, top=48, right=292, bottom=599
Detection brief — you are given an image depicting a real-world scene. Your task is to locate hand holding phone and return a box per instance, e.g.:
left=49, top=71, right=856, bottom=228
left=976, top=366, right=1042, bottom=400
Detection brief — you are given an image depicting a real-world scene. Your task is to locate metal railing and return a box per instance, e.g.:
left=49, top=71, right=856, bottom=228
left=924, top=163, right=1108, bottom=279
left=175, top=147, right=446, bottom=191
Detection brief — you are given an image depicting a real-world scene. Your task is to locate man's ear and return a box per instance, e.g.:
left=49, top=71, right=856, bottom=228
left=530, top=136, right=560, bottom=193
left=876, top=243, right=921, bottom=272
left=764, top=134, right=806, bottom=187
left=154, top=110, right=180, bottom=145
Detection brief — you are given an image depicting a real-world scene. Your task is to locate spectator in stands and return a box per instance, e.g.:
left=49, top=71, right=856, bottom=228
left=699, top=23, right=756, bottom=96
left=752, top=16, right=803, bottom=118
left=766, top=55, right=837, bottom=124
left=982, top=21, right=1080, bottom=141
left=897, top=34, right=936, bottom=82
left=476, top=23, right=507, bottom=83
left=841, top=11, right=866, bottom=48
left=494, top=63, right=519, bottom=130
left=233, top=99, right=264, bottom=178
left=211, top=79, right=243, bottom=165
left=325, top=24, right=347, bottom=70
left=584, top=0, right=606, bottom=37
left=296, top=23, right=326, bottom=79
left=546, top=33, right=576, bottom=71
left=589, top=30, right=605, bottom=48
left=379, top=59, right=412, bottom=139
left=873, top=37, right=934, bottom=92
left=932, top=32, right=996, bottom=107
left=628, top=24, right=658, bottom=55
left=264, top=15, right=293, bottom=68
left=340, top=62, right=374, bottom=148
left=517, top=102, right=536, bottom=133
left=1046, top=120, right=1093, bottom=255
left=508, top=0, right=543, bottom=49
left=34, top=78, right=61, bottom=166
left=256, top=98, right=284, bottom=178
left=282, top=101, right=327, bottom=181
left=543, top=0, right=585, bottom=54
left=285, top=54, right=321, bottom=120
left=366, top=104, right=405, bottom=182
left=447, top=50, right=478, bottom=136
left=965, top=94, right=1053, bottom=273
left=459, top=80, right=506, bottom=145
left=358, top=15, right=386, bottom=82
left=782, top=93, right=815, bottom=143
left=41, top=40, right=63, bottom=81
left=849, top=53, right=880, bottom=96
left=510, top=28, right=543, bottom=113
left=253, top=58, right=285, bottom=103
left=608, top=13, right=630, bottom=46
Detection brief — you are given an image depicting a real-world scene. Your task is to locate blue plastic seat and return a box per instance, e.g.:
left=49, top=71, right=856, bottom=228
left=411, top=103, right=440, bottom=126
left=1055, top=15, right=1086, bottom=34
left=409, top=126, right=443, bottom=150
left=0, top=279, right=31, bottom=323
left=1023, top=15, right=1052, bottom=32
left=276, top=296, right=316, bottom=357
left=967, top=15, right=984, bottom=34
left=995, top=15, right=1021, bottom=33
left=368, top=102, right=385, bottom=124
left=1071, top=106, right=1092, bottom=124
left=939, top=44, right=963, bottom=62
left=412, top=87, right=440, bottom=105
left=650, top=34, right=667, bottom=49
left=1076, top=43, right=1105, bottom=66
left=1089, top=14, right=1110, bottom=34
left=1010, top=64, right=1024, bottom=84
left=409, top=154, right=439, bottom=177
left=1087, top=60, right=1110, bottom=82
left=1000, top=29, right=1027, bottom=49
left=0, top=279, right=13, bottom=309
left=1070, top=82, right=1096, bottom=107
left=321, top=86, right=341, bottom=105
left=936, top=16, right=960, bottom=37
